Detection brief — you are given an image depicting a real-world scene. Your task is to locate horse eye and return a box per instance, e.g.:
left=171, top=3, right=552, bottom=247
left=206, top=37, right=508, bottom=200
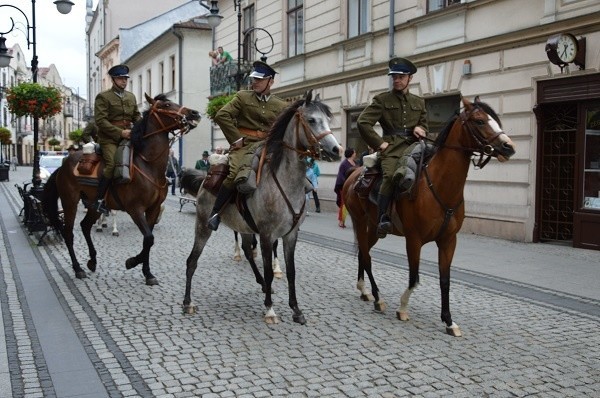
left=307, top=118, right=316, bottom=124
left=475, top=120, right=485, bottom=126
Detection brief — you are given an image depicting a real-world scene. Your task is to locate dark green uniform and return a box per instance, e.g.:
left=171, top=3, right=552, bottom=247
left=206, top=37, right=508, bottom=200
left=94, top=89, right=140, bottom=178
left=214, top=90, right=287, bottom=189
left=357, top=90, right=428, bottom=196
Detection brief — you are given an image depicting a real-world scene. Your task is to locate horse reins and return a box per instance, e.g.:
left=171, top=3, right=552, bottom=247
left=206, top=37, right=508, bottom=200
left=131, top=101, right=193, bottom=189
left=271, top=106, right=332, bottom=234
left=424, top=106, right=503, bottom=241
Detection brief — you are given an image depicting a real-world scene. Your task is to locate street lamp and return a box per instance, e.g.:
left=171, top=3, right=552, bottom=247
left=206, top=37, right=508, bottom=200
left=0, top=0, right=73, bottom=191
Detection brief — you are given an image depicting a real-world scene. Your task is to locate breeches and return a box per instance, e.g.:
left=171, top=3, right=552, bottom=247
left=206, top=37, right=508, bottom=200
left=100, top=142, right=118, bottom=178
left=224, top=140, right=262, bottom=189
left=379, top=137, right=412, bottom=196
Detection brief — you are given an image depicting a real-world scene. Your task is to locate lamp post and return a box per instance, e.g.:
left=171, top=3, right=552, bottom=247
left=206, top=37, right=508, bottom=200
left=0, top=0, right=74, bottom=191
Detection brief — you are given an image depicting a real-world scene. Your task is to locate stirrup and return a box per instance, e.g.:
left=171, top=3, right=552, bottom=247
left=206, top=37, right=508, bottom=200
left=376, top=216, right=392, bottom=239
left=207, top=214, right=221, bottom=231
left=94, top=200, right=110, bottom=216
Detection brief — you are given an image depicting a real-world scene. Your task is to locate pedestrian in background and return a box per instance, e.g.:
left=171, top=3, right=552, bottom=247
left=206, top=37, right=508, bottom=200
left=334, top=148, right=358, bottom=228
left=217, top=46, right=233, bottom=64
left=166, top=149, right=181, bottom=196
left=195, top=150, right=210, bottom=172
left=10, top=155, right=18, bottom=171
left=306, top=157, right=321, bottom=213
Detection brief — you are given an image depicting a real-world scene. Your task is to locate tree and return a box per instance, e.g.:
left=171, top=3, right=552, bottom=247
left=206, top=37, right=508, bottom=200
left=48, top=137, right=61, bottom=148
left=69, top=128, right=84, bottom=144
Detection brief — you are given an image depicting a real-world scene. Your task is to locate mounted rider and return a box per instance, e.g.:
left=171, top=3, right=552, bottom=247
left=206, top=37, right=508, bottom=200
left=93, top=64, right=141, bottom=215
left=357, top=57, right=429, bottom=239
left=207, top=61, right=288, bottom=231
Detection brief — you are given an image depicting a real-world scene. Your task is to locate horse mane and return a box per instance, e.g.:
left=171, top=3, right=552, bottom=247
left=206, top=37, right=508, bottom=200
left=130, top=94, right=169, bottom=152
left=434, top=100, right=501, bottom=148
left=266, top=97, right=333, bottom=173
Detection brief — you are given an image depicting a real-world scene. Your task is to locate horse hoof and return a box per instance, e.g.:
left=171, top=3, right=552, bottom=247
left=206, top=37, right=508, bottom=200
left=360, top=294, right=373, bottom=302
left=233, top=254, right=242, bottom=262
left=125, top=258, right=138, bottom=269
left=397, top=310, right=409, bottom=321
left=265, top=315, right=280, bottom=324
left=374, top=300, right=386, bottom=312
left=445, top=322, right=462, bottom=337
left=87, top=260, right=97, bottom=273
left=182, top=305, right=196, bottom=315
left=292, top=313, right=306, bottom=325
left=112, top=232, right=119, bottom=237
left=75, top=271, right=87, bottom=279
left=274, top=271, right=283, bottom=279
left=145, top=278, right=159, bottom=286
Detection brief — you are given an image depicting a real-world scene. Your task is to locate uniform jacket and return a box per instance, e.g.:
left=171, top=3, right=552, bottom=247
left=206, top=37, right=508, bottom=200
left=357, top=90, right=428, bottom=150
left=94, top=89, right=141, bottom=145
left=214, top=90, right=288, bottom=144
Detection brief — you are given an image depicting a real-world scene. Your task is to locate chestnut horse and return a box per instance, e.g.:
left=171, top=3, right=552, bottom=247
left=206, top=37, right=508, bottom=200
left=343, top=97, right=516, bottom=336
left=42, top=94, right=200, bottom=285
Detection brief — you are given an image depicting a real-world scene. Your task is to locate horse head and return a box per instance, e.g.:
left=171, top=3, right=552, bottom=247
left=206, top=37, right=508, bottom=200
left=144, top=93, right=201, bottom=136
left=295, top=89, right=342, bottom=161
left=458, top=96, right=516, bottom=167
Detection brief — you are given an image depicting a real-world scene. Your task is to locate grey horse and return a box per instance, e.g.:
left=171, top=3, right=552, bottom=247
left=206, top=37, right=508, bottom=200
left=183, top=90, right=342, bottom=325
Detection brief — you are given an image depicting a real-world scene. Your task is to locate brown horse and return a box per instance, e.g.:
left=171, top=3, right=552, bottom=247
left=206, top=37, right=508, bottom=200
left=42, top=94, right=200, bottom=285
left=342, top=96, right=516, bottom=336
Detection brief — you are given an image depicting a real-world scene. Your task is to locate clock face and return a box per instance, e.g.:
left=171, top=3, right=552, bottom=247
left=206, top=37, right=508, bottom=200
left=557, top=34, right=577, bottom=63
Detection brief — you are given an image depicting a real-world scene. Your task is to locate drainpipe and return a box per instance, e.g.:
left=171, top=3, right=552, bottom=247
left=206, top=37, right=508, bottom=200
left=389, top=0, right=395, bottom=91
left=172, top=27, right=185, bottom=166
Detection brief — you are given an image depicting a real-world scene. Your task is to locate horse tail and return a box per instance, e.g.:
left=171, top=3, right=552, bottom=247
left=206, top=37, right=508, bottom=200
left=41, top=170, right=65, bottom=238
left=179, top=168, right=205, bottom=196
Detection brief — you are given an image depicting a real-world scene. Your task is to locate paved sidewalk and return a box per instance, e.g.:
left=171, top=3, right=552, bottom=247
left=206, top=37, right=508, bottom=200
left=1, top=166, right=599, bottom=397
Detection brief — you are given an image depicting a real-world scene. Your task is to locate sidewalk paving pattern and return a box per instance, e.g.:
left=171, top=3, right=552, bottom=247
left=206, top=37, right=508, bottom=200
left=1, top=167, right=599, bottom=397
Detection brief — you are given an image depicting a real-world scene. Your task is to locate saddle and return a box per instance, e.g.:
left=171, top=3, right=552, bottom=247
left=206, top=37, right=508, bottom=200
left=73, top=142, right=134, bottom=186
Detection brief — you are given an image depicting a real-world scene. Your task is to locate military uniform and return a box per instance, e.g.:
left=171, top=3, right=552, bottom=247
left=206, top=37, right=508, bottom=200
left=94, top=88, right=140, bottom=178
left=357, top=57, right=428, bottom=238
left=357, top=90, right=428, bottom=196
left=207, top=61, right=286, bottom=231
left=214, top=90, right=287, bottom=189
left=92, top=64, right=140, bottom=215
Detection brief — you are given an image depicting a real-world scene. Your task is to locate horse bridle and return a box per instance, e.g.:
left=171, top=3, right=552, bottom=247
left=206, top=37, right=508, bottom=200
left=274, top=106, right=334, bottom=233
left=458, top=105, right=504, bottom=168
left=133, top=100, right=194, bottom=189
left=282, top=108, right=333, bottom=160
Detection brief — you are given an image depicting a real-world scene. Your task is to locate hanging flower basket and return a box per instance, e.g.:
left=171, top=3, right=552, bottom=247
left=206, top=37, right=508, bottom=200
left=6, top=82, right=63, bottom=119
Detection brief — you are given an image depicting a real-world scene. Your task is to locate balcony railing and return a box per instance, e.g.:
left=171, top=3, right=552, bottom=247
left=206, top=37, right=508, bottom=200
left=210, top=61, right=252, bottom=97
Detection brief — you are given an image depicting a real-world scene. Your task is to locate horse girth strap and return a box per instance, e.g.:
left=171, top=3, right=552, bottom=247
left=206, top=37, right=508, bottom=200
left=423, top=166, right=463, bottom=241
left=272, top=171, right=305, bottom=233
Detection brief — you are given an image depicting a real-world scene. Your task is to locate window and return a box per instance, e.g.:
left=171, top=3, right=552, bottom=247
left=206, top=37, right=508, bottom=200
left=287, top=0, right=304, bottom=57
left=243, top=4, right=256, bottom=62
left=146, top=69, right=152, bottom=97
left=428, top=0, right=462, bottom=13
left=170, top=55, right=176, bottom=92
left=137, top=75, right=142, bottom=103
left=159, top=62, right=164, bottom=94
left=425, top=94, right=461, bottom=136
left=348, top=0, right=369, bottom=38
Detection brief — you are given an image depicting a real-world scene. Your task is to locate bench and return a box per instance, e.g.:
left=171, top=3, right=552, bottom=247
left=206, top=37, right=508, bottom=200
left=20, top=185, right=63, bottom=246
left=178, top=195, right=197, bottom=212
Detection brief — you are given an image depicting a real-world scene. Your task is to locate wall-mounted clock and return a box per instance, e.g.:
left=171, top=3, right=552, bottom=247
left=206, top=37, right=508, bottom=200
left=545, top=33, right=586, bottom=70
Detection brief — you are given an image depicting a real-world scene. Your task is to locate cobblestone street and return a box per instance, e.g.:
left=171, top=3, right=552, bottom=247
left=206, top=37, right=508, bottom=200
left=1, top=168, right=599, bottom=397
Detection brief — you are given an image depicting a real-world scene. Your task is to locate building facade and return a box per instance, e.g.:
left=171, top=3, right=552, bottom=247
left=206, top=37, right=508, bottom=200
left=208, top=0, right=600, bottom=249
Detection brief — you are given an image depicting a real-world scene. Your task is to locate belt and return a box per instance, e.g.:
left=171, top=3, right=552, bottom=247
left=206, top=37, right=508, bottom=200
left=239, top=127, right=267, bottom=139
left=111, top=120, right=132, bottom=128
left=383, top=128, right=413, bottom=137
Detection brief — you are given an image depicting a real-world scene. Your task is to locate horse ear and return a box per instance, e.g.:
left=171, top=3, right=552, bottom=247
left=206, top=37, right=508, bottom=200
left=474, top=95, right=481, bottom=103
left=305, top=89, right=313, bottom=105
left=461, top=96, right=473, bottom=110
left=145, top=93, right=153, bottom=104
left=314, top=92, right=321, bottom=102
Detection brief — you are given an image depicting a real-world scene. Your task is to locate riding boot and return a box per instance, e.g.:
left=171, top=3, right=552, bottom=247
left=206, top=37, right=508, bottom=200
left=313, top=191, right=321, bottom=213
left=93, top=177, right=111, bottom=216
left=376, top=193, right=392, bottom=239
left=207, top=185, right=235, bottom=231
